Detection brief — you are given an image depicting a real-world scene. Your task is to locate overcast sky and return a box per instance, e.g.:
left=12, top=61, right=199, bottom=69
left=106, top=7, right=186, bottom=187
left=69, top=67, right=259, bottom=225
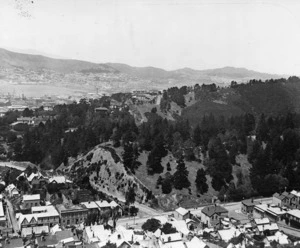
left=0, top=0, right=300, bottom=75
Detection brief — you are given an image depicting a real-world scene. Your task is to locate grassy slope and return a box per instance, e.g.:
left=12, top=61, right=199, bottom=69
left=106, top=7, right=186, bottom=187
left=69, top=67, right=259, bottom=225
left=134, top=151, right=219, bottom=210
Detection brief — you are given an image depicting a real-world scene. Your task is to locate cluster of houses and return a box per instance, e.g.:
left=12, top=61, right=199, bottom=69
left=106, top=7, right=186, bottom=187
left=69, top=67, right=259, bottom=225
left=14, top=193, right=122, bottom=237
left=241, top=190, right=300, bottom=227
left=3, top=165, right=300, bottom=248
left=10, top=116, right=55, bottom=130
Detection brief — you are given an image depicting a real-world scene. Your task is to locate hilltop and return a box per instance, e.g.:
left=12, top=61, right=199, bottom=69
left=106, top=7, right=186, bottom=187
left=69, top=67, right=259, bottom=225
left=0, top=48, right=283, bottom=95
left=0, top=48, right=117, bottom=74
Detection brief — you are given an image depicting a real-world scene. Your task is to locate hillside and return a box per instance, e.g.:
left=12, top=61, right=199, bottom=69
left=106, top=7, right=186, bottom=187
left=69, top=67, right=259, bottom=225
left=108, top=63, right=281, bottom=83
left=0, top=48, right=117, bottom=74
left=65, top=145, right=153, bottom=206
left=0, top=48, right=284, bottom=95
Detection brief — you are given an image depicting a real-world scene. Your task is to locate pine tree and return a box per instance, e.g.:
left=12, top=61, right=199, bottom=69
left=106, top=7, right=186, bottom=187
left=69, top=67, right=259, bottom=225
left=125, top=186, right=136, bottom=205
left=256, top=113, right=268, bottom=141
left=193, top=125, right=202, bottom=146
left=123, top=143, right=134, bottom=172
left=173, top=155, right=190, bottom=190
left=195, top=168, right=208, bottom=194
left=147, top=147, right=163, bottom=175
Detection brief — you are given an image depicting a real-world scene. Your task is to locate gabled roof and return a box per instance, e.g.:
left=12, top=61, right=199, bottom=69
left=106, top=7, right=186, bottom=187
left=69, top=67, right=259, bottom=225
left=186, top=237, right=207, bottom=248
left=95, top=200, right=111, bottom=208
left=202, top=205, right=228, bottom=217
left=257, top=223, right=279, bottom=232
left=242, top=199, right=259, bottom=207
left=273, top=193, right=287, bottom=201
left=81, top=201, right=99, bottom=209
left=176, top=207, right=189, bottom=216
left=254, top=218, right=270, bottom=225
left=49, top=176, right=72, bottom=184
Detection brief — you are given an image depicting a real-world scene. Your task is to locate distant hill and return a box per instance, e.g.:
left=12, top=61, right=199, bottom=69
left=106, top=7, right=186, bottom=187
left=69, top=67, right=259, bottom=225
left=0, top=48, right=117, bottom=74
left=108, top=63, right=282, bottom=83
left=0, top=48, right=285, bottom=92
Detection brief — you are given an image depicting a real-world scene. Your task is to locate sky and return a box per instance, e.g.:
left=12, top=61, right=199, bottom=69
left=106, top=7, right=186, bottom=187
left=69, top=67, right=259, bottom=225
left=0, top=0, right=300, bottom=75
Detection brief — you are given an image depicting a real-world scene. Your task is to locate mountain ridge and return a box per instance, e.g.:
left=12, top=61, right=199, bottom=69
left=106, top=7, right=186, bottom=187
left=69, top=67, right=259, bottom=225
left=0, top=48, right=283, bottom=80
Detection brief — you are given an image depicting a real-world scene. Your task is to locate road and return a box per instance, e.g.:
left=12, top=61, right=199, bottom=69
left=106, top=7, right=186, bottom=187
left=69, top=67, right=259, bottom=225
left=5, top=198, right=19, bottom=233
left=117, top=197, right=273, bottom=228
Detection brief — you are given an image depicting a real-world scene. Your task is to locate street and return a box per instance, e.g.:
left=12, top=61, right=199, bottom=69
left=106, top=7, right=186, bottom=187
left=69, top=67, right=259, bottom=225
left=116, top=197, right=273, bottom=228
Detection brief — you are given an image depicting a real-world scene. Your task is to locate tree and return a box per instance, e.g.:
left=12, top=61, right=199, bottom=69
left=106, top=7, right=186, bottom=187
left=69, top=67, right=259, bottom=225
left=129, top=206, right=139, bottom=216
left=141, top=218, right=161, bottom=232
left=256, top=113, right=268, bottom=141
left=125, top=186, right=136, bottom=205
left=193, top=125, right=202, bottom=146
left=147, top=147, right=164, bottom=175
left=161, top=223, right=177, bottom=234
left=195, top=168, right=208, bottom=194
left=173, top=155, right=191, bottom=190
left=161, top=177, right=173, bottom=194
left=123, top=143, right=134, bottom=172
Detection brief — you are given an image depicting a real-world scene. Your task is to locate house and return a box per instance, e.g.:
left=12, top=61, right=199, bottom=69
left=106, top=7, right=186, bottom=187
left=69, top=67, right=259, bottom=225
left=17, top=205, right=59, bottom=231
left=174, top=207, right=190, bottom=220
left=273, top=193, right=288, bottom=207
left=254, top=217, right=270, bottom=226
left=257, top=223, right=279, bottom=236
left=253, top=203, right=287, bottom=222
left=289, top=190, right=300, bottom=209
left=83, top=224, right=111, bottom=244
left=185, top=218, right=197, bottom=230
left=282, top=191, right=296, bottom=208
left=22, top=194, right=40, bottom=209
left=217, top=227, right=241, bottom=242
left=21, top=225, right=49, bottom=237
left=49, top=175, right=72, bottom=185
left=265, top=206, right=287, bottom=222
left=185, top=237, right=207, bottom=248
left=56, top=203, right=88, bottom=227
left=159, top=232, right=183, bottom=245
left=27, top=172, right=48, bottom=187
left=5, top=183, right=19, bottom=198
left=253, top=204, right=269, bottom=219
left=286, top=209, right=300, bottom=225
left=31, top=205, right=60, bottom=227
left=95, top=200, right=112, bottom=212
left=81, top=201, right=100, bottom=216
left=241, top=199, right=259, bottom=214
left=266, top=231, right=289, bottom=246
left=201, top=205, right=229, bottom=227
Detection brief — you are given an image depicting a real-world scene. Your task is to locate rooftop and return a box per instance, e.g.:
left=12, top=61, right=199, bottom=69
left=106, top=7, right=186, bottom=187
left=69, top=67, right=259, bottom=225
left=287, top=209, right=300, bottom=219
left=81, top=201, right=99, bottom=209
left=56, top=203, right=87, bottom=213
left=201, top=205, right=228, bottom=217
left=175, top=207, right=189, bottom=216
left=242, top=199, right=259, bottom=207
left=23, top=194, right=40, bottom=201
left=254, top=218, right=270, bottom=225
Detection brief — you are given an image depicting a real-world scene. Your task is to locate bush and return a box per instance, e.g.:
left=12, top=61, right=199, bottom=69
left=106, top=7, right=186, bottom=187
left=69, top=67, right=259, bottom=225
left=142, top=218, right=161, bottom=232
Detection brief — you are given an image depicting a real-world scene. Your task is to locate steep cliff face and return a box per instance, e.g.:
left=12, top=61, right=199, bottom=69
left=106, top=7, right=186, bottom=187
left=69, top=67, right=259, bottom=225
left=67, top=145, right=152, bottom=204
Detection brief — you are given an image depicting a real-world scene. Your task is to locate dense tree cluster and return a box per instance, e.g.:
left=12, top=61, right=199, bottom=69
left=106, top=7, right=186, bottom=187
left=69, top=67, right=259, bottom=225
left=4, top=76, right=300, bottom=201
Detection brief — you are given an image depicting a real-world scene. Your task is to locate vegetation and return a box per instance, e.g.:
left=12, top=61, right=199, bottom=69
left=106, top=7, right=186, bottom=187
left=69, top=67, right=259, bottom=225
left=141, top=218, right=161, bottom=232
left=3, top=76, right=300, bottom=202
